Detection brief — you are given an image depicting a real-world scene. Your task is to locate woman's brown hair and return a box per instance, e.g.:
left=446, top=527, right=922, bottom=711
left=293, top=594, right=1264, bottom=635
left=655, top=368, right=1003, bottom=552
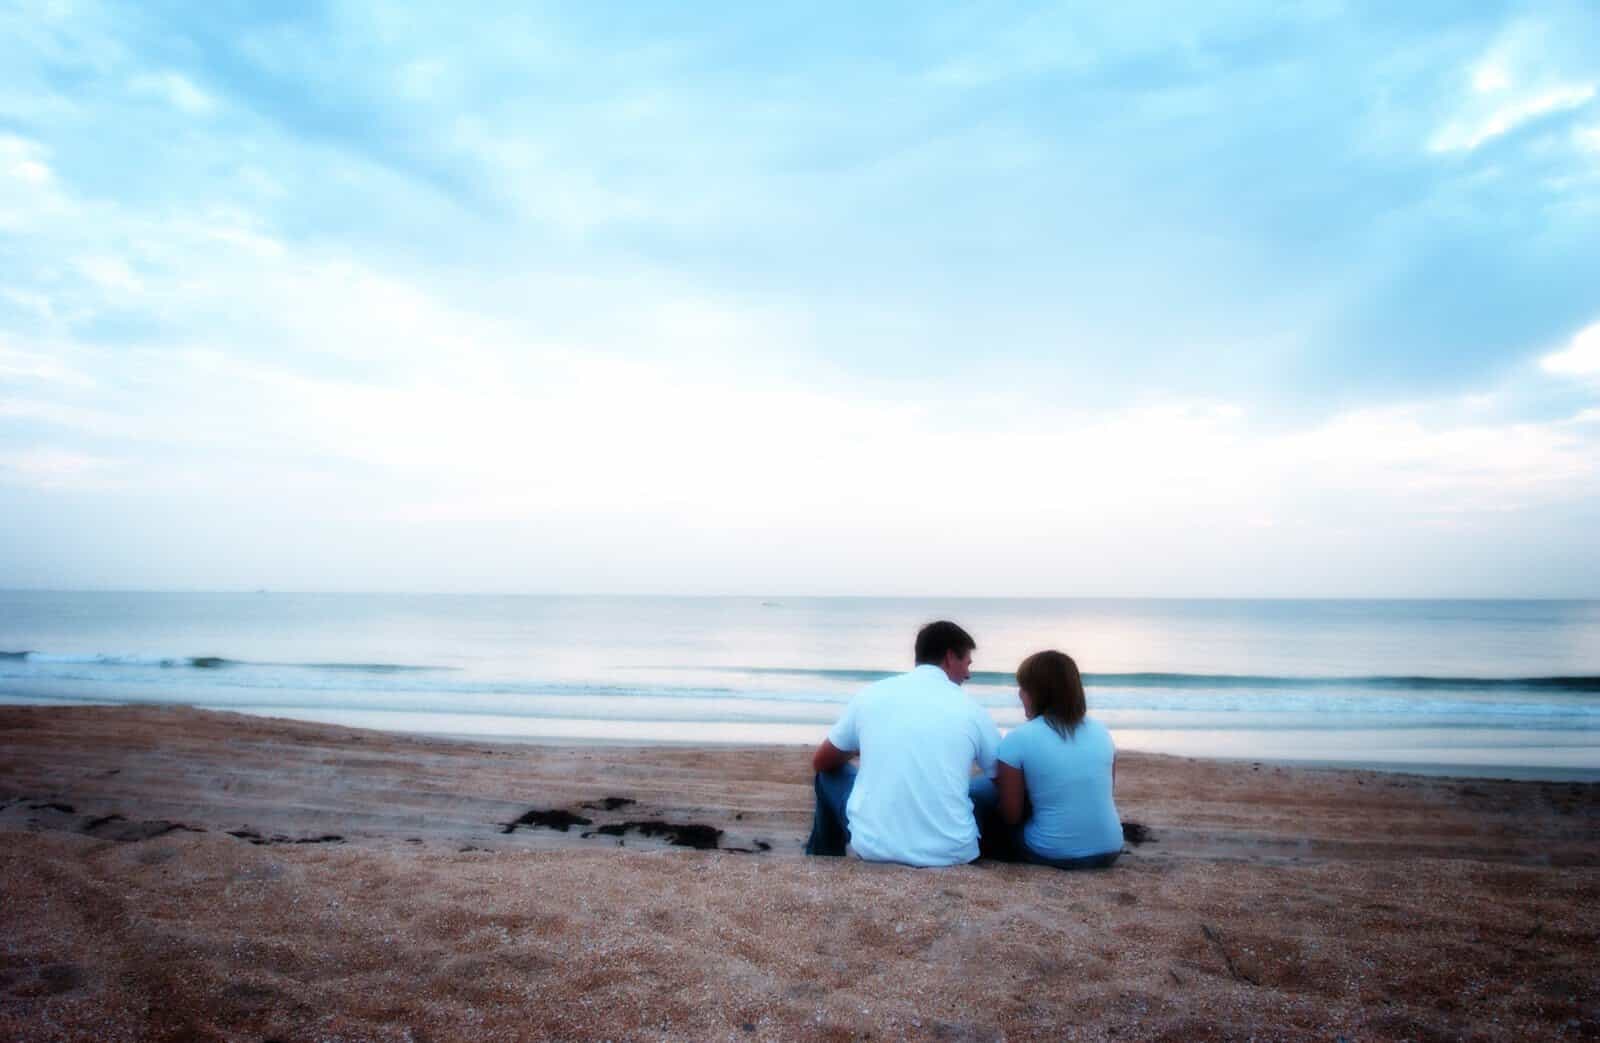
left=1016, top=650, right=1088, bottom=738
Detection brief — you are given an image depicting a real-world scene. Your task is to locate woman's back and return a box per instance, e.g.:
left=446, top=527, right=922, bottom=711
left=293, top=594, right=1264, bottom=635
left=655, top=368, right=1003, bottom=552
left=997, top=716, right=1122, bottom=860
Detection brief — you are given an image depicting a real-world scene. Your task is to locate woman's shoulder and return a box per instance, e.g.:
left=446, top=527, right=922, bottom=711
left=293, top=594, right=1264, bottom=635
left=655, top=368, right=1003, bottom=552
left=1077, top=717, right=1115, bottom=747
left=998, top=716, right=1051, bottom=751
left=1000, top=716, right=1040, bottom=742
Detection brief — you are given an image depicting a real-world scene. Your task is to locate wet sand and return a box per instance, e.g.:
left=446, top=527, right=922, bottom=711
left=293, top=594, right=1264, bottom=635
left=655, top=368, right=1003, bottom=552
left=1, top=704, right=1596, bottom=1041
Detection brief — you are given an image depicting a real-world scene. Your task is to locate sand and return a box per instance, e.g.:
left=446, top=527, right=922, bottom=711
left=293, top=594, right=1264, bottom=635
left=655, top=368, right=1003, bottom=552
left=0, top=705, right=1596, bottom=1041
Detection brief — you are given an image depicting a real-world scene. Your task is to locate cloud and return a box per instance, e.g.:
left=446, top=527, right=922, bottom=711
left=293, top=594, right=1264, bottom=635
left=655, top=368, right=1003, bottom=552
left=0, top=343, right=95, bottom=386
left=0, top=132, right=57, bottom=195
left=1426, top=14, right=1600, bottom=155
left=0, top=133, right=79, bottom=238
left=1270, top=405, right=1592, bottom=506
left=129, top=71, right=216, bottom=115
left=1540, top=320, right=1600, bottom=378
left=0, top=447, right=117, bottom=490
left=1471, top=62, right=1511, bottom=94
left=0, top=398, right=125, bottom=435
left=1, top=289, right=57, bottom=322
left=77, top=256, right=144, bottom=293
left=29, top=323, right=1586, bottom=536
left=1430, top=84, right=1596, bottom=153
left=3, top=2, right=1599, bottom=593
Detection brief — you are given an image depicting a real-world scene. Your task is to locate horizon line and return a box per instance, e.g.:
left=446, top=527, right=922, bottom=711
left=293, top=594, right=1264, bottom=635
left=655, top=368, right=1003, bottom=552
left=1, top=588, right=1596, bottom=602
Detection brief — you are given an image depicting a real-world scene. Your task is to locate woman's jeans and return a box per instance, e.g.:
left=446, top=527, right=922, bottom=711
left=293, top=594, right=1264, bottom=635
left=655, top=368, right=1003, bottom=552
left=969, top=775, right=1120, bottom=868
left=808, top=768, right=1119, bottom=869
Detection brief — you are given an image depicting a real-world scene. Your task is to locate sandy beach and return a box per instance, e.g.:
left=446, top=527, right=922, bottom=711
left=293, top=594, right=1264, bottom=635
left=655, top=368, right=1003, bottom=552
left=1, top=705, right=1595, bottom=1041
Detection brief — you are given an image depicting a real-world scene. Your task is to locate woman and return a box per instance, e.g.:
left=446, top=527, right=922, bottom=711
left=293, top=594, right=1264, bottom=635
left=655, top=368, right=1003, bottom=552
left=994, top=650, right=1122, bottom=869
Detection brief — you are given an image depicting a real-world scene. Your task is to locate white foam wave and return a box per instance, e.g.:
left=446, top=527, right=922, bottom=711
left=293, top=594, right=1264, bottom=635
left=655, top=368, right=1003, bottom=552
left=22, top=652, right=189, bottom=667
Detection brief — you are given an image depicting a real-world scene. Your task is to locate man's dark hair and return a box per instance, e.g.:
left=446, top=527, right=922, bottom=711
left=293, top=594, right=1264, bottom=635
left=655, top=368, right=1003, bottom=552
left=914, top=621, right=976, bottom=665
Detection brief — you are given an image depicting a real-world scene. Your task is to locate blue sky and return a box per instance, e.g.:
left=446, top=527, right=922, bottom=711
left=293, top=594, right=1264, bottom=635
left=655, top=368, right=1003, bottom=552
left=2, top=0, right=1598, bottom=595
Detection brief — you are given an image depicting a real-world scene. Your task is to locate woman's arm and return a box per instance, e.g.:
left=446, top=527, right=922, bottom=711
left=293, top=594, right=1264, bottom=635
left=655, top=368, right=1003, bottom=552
left=996, top=761, right=1027, bottom=825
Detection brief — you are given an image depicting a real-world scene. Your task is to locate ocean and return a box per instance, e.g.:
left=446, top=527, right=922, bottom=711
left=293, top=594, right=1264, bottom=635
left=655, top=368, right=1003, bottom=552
left=2, top=591, right=1597, bottom=780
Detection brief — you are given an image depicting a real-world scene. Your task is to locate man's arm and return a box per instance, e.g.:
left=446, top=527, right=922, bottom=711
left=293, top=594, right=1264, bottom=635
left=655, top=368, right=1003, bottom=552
left=812, top=738, right=855, bottom=774
left=974, top=708, right=1003, bottom=779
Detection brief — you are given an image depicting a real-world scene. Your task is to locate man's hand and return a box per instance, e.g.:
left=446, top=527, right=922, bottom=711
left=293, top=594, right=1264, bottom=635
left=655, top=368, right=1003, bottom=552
left=813, top=739, right=854, bottom=774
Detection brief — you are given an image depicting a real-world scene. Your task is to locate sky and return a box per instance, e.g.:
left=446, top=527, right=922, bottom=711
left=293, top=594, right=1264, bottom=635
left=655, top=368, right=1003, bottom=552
left=2, top=0, right=1598, bottom=597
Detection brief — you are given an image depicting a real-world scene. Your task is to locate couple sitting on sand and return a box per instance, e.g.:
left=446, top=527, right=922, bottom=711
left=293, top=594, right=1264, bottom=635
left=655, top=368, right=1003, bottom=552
left=806, top=621, right=1122, bottom=869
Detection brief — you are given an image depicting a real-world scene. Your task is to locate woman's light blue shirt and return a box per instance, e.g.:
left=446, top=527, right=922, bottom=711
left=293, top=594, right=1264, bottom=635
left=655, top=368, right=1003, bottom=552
left=996, top=716, right=1122, bottom=860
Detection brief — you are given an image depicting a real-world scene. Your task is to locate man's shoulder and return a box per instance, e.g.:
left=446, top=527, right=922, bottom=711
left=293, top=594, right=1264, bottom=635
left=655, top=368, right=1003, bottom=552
left=861, top=666, right=942, bottom=695
left=905, top=664, right=962, bottom=691
left=851, top=668, right=959, bottom=721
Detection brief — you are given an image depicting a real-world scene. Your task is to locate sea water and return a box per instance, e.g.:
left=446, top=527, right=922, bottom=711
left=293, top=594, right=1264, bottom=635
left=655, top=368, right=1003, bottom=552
left=2, top=592, right=1597, bottom=779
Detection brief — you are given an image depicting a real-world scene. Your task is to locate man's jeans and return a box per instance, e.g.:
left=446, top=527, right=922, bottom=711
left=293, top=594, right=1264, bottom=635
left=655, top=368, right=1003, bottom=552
left=804, top=765, right=859, bottom=857
left=805, top=766, right=1003, bottom=860
left=807, top=767, right=1119, bottom=870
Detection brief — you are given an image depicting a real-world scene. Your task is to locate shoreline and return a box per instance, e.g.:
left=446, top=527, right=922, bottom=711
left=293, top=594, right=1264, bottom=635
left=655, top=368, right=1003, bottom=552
left=2, top=703, right=1597, bottom=1038
left=425, top=732, right=1600, bottom=782
left=2, top=692, right=1595, bottom=782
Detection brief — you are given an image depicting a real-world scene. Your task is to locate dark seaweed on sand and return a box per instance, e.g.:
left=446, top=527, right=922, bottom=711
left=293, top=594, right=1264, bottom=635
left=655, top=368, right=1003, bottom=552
left=584, top=820, right=723, bottom=850
left=501, top=809, right=593, bottom=834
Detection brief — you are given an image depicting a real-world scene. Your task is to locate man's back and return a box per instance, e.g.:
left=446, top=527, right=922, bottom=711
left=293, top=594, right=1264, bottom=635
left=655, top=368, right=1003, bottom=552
left=828, top=664, right=1000, bottom=866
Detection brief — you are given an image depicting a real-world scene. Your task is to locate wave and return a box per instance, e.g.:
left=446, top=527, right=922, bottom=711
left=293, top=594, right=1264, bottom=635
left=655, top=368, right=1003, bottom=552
left=736, top=667, right=1600, bottom=694
left=5, top=652, right=1598, bottom=724
left=0, top=651, right=449, bottom=674
left=4, top=681, right=1596, bottom=729
left=0, top=688, right=837, bottom=726
left=0, top=656, right=749, bottom=702
left=10, top=652, right=1595, bottom=693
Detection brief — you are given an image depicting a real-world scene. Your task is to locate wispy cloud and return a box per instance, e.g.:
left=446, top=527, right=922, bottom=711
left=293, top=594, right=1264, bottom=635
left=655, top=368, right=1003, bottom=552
left=1428, top=15, right=1599, bottom=155
left=0, top=447, right=118, bottom=490
left=0, top=343, right=95, bottom=386
left=0, top=133, right=71, bottom=232
left=1430, top=84, right=1596, bottom=153
left=1, top=135, right=53, bottom=185
left=128, top=71, right=216, bottom=115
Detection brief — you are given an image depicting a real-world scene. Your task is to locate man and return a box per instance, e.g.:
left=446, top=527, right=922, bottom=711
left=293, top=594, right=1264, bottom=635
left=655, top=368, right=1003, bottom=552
left=805, top=620, right=1002, bottom=867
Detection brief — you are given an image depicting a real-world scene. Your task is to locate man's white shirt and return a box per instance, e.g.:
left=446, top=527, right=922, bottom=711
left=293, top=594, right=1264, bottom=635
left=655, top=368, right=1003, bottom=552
left=827, top=664, right=1002, bottom=867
